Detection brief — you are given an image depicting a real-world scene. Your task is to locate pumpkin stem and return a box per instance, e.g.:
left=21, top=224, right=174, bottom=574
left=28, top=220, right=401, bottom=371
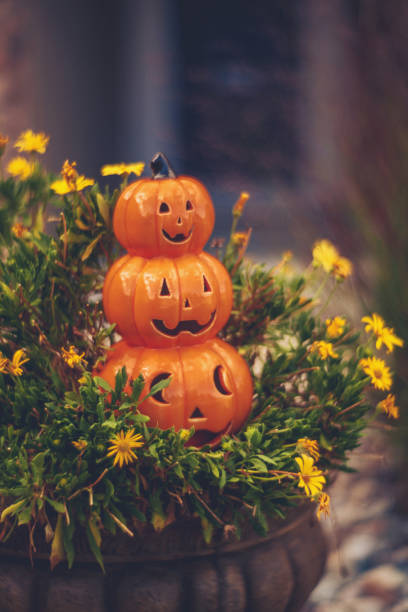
left=150, top=153, right=177, bottom=179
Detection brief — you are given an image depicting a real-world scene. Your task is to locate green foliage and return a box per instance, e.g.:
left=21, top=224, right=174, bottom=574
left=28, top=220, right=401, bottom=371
left=0, top=143, right=393, bottom=568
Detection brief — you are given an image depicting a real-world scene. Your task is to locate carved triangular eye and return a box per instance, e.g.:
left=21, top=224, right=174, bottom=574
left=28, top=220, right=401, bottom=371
left=203, top=275, right=211, bottom=293
left=213, top=365, right=232, bottom=395
left=160, top=278, right=170, bottom=296
left=186, top=200, right=193, bottom=210
left=159, top=202, right=170, bottom=213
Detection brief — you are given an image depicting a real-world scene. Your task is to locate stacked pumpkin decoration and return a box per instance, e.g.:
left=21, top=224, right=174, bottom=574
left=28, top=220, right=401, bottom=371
left=98, top=153, right=253, bottom=446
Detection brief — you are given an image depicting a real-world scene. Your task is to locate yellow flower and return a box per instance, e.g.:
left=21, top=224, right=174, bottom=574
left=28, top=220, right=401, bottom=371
left=14, top=129, right=49, bottom=154
left=178, top=429, right=191, bottom=441
left=107, top=429, right=144, bottom=468
left=11, top=223, right=28, bottom=238
left=312, top=240, right=352, bottom=280
left=8, top=349, right=29, bottom=376
left=316, top=492, right=330, bottom=520
left=61, top=159, right=78, bottom=187
left=310, top=340, right=339, bottom=360
left=361, top=313, right=403, bottom=353
left=326, top=316, right=346, bottom=338
left=333, top=256, right=353, bottom=279
left=359, top=357, right=392, bottom=391
left=362, top=313, right=385, bottom=336
left=7, top=156, right=35, bottom=179
left=72, top=439, right=88, bottom=452
left=101, top=162, right=145, bottom=177
left=232, top=191, right=250, bottom=217
left=297, top=438, right=320, bottom=461
left=51, top=175, right=95, bottom=195
left=312, top=240, right=339, bottom=272
left=61, top=346, right=86, bottom=368
left=0, top=353, right=8, bottom=373
left=377, top=394, right=399, bottom=419
left=295, top=454, right=326, bottom=497
left=377, top=327, right=404, bottom=354
left=231, top=231, right=249, bottom=247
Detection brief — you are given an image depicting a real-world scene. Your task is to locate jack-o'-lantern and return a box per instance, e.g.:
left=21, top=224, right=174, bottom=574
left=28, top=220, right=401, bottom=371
left=97, top=338, right=253, bottom=447
left=103, top=252, right=232, bottom=348
left=113, top=153, right=215, bottom=258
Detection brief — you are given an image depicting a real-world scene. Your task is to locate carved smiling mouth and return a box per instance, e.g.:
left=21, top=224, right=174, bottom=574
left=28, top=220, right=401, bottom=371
left=152, top=310, right=216, bottom=337
left=162, top=228, right=192, bottom=244
left=185, top=421, right=232, bottom=448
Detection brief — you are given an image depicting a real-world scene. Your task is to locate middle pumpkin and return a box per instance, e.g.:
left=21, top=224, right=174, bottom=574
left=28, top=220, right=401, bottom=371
left=103, top=252, right=233, bottom=348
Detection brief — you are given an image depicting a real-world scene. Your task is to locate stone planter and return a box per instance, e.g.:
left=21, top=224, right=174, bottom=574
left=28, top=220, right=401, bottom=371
left=0, top=503, right=326, bottom=612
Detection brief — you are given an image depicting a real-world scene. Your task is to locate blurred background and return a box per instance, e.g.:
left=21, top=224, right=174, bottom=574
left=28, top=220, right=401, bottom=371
left=1, top=0, right=408, bottom=609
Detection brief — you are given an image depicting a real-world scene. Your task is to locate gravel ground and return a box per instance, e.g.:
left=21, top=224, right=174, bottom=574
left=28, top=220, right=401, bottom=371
left=303, top=430, right=408, bottom=612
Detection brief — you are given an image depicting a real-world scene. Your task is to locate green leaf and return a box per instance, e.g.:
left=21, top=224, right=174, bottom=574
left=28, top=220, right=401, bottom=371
left=45, top=498, right=66, bottom=514
left=96, top=194, right=110, bottom=227
left=1, top=499, right=26, bottom=521
left=86, top=523, right=105, bottom=573
left=94, top=376, right=112, bottom=392
left=81, top=234, right=102, bottom=262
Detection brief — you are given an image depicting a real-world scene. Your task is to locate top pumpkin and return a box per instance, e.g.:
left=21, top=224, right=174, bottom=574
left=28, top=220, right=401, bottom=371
left=113, top=153, right=215, bottom=257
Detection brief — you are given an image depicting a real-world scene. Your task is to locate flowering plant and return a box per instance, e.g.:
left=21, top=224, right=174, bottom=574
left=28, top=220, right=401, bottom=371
left=0, top=131, right=402, bottom=569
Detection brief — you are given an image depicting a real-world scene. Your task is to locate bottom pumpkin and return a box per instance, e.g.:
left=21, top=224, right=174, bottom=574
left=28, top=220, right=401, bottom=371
left=0, top=504, right=326, bottom=612
left=97, top=338, right=253, bottom=447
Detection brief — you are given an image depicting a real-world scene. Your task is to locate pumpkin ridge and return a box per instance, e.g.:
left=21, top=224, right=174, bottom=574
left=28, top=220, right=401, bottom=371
left=132, top=257, right=153, bottom=347
left=103, top=255, right=131, bottom=324
left=117, top=180, right=144, bottom=251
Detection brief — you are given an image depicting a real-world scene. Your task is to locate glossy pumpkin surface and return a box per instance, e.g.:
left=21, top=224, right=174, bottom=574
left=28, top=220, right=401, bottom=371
left=113, top=176, right=215, bottom=258
left=97, top=338, right=253, bottom=447
left=103, top=252, right=232, bottom=348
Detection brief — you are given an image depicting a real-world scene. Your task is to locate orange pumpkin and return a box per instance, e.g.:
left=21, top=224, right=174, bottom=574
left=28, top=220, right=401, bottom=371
left=97, top=338, right=253, bottom=447
left=103, top=252, right=232, bottom=348
left=113, top=153, right=215, bottom=258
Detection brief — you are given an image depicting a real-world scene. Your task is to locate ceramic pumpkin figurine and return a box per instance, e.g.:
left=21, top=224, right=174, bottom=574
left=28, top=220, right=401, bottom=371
left=113, top=153, right=215, bottom=258
left=98, top=338, right=253, bottom=447
left=98, top=153, right=253, bottom=446
left=103, top=252, right=232, bottom=348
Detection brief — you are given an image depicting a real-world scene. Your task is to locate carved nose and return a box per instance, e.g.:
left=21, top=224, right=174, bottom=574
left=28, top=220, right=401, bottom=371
left=177, top=216, right=182, bottom=225
left=184, top=298, right=191, bottom=308
left=190, top=407, right=205, bottom=419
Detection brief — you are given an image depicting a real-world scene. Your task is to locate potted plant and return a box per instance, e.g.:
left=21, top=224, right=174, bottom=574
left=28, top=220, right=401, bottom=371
left=0, top=131, right=402, bottom=612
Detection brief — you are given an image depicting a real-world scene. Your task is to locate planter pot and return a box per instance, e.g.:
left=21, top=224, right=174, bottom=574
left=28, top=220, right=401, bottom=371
left=0, top=503, right=326, bottom=612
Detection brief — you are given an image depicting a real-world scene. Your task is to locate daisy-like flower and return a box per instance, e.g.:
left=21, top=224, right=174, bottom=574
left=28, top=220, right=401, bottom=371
left=72, top=439, right=87, bottom=452
left=61, top=159, right=78, bottom=187
left=309, top=340, right=339, bottom=360
left=377, top=394, right=399, bottom=419
left=231, top=231, right=249, bottom=247
left=0, top=353, right=8, bottom=373
left=316, top=492, right=330, bottom=519
left=312, top=240, right=339, bottom=273
left=297, top=438, right=320, bottom=461
left=7, top=156, right=36, bottom=180
left=232, top=191, right=250, bottom=217
left=11, top=223, right=28, bottom=238
left=295, top=454, right=326, bottom=497
left=14, top=129, right=49, bottom=154
left=312, top=240, right=352, bottom=280
left=61, top=346, right=86, bottom=368
left=361, top=313, right=385, bottom=336
left=107, top=429, right=144, bottom=468
left=333, top=256, right=353, bottom=280
left=101, top=162, right=145, bottom=177
left=51, top=175, right=94, bottom=195
left=377, top=327, right=404, bottom=354
left=359, top=356, right=392, bottom=391
left=8, top=349, right=29, bottom=376
left=326, top=316, right=346, bottom=339
left=361, top=313, right=403, bottom=353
